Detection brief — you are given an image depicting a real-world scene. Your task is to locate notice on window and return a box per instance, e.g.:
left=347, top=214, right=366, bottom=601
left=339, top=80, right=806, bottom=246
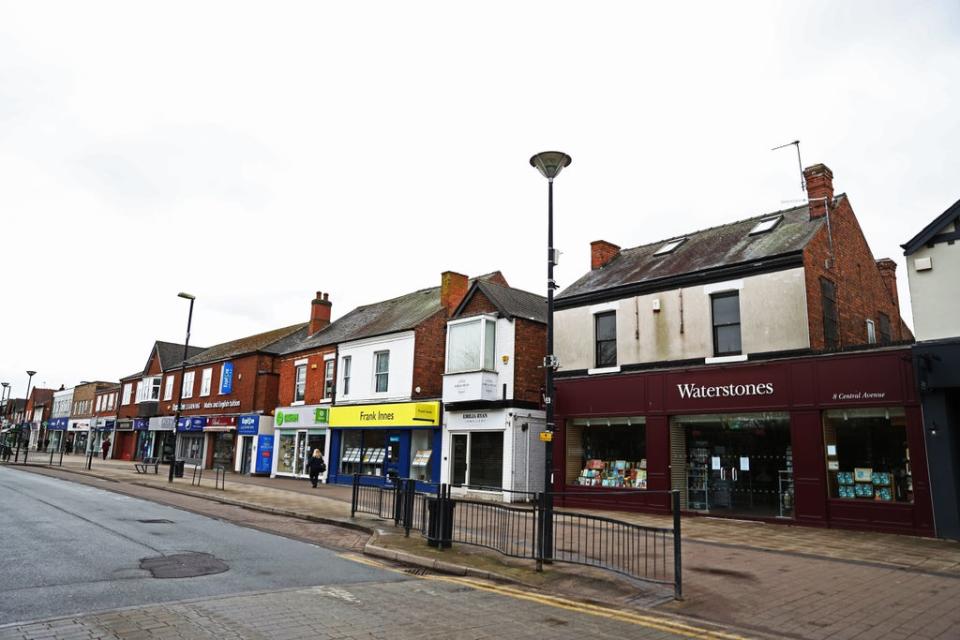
left=827, top=444, right=837, bottom=456
left=739, top=456, right=750, bottom=471
left=711, top=456, right=721, bottom=470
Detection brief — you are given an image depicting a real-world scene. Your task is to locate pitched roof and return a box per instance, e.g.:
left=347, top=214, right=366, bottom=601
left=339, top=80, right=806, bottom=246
left=902, top=197, right=960, bottom=256
left=454, top=280, right=547, bottom=324
left=185, top=323, right=307, bottom=365
left=155, top=341, right=208, bottom=372
left=557, top=202, right=827, bottom=304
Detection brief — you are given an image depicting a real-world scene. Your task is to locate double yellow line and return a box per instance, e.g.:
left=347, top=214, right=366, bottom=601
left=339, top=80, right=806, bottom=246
left=340, top=553, right=753, bottom=640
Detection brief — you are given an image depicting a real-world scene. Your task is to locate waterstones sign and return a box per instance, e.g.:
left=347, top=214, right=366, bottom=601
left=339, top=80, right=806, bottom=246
left=676, top=382, right=775, bottom=400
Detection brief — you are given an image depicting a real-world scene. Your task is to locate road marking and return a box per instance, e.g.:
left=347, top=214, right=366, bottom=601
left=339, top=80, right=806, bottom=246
left=337, top=553, right=753, bottom=640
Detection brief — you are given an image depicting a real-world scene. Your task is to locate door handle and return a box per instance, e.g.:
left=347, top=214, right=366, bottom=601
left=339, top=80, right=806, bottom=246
left=732, top=468, right=738, bottom=481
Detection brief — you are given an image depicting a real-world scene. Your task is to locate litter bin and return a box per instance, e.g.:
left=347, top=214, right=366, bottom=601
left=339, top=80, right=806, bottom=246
left=426, top=496, right=455, bottom=548
left=173, top=460, right=185, bottom=478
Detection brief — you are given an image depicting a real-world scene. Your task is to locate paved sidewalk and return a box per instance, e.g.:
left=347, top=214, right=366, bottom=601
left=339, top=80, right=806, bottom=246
left=6, top=458, right=960, bottom=640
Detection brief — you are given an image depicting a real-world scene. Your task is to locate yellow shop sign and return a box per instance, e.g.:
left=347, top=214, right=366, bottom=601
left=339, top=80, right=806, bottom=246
left=329, top=402, right=440, bottom=427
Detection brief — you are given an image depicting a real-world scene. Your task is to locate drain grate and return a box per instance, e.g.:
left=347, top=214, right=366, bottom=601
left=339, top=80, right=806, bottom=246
left=140, top=552, right=229, bottom=579
left=403, top=567, right=428, bottom=576
left=137, top=519, right=174, bottom=524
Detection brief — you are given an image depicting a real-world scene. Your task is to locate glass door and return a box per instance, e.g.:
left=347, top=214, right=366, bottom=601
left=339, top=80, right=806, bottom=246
left=294, top=431, right=307, bottom=476
left=451, top=434, right=467, bottom=486
left=240, top=437, right=253, bottom=475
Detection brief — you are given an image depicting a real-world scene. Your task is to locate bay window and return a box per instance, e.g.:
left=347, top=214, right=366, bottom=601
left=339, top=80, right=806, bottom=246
left=446, top=317, right=497, bottom=374
left=136, top=377, right=161, bottom=403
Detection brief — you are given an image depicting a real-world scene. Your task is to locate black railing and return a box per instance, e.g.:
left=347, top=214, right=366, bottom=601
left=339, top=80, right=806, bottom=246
left=349, top=474, right=682, bottom=599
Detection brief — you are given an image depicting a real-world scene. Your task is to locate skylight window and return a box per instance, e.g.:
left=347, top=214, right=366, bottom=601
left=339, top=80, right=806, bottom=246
left=749, top=215, right=782, bottom=235
left=654, top=238, right=686, bottom=256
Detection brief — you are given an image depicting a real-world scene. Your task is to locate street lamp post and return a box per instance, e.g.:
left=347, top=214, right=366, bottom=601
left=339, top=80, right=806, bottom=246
left=16, top=370, right=37, bottom=463
left=169, top=292, right=196, bottom=483
left=1, top=382, right=9, bottom=459
left=529, top=151, right=572, bottom=563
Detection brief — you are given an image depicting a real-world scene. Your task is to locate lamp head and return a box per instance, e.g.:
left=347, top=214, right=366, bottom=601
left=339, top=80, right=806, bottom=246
left=529, top=151, right=572, bottom=181
left=26, top=371, right=37, bottom=377
left=177, top=292, right=196, bottom=300
left=1, top=382, right=9, bottom=388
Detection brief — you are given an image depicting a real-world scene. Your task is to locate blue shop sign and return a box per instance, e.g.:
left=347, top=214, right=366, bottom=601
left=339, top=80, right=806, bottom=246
left=255, top=435, right=274, bottom=474
left=220, top=362, right=234, bottom=395
left=177, top=416, right=207, bottom=432
left=238, top=414, right=259, bottom=436
left=133, top=418, right=150, bottom=431
left=47, top=417, right=69, bottom=431
left=97, top=419, right=116, bottom=431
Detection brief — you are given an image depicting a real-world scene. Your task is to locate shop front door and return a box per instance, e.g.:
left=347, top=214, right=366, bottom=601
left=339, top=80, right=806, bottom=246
left=451, top=434, right=468, bottom=486
left=240, top=437, right=253, bottom=475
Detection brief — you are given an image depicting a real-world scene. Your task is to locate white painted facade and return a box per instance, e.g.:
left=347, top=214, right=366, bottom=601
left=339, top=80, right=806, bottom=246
left=555, top=267, right=810, bottom=371
left=336, top=331, right=416, bottom=404
left=51, top=389, right=74, bottom=419
left=442, top=315, right=516, bottom=403
left=905, top=222, right=960, bottom=341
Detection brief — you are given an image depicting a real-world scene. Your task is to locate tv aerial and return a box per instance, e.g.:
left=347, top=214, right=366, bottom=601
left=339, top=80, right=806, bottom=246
left=771, top=140, right=805, bottom=192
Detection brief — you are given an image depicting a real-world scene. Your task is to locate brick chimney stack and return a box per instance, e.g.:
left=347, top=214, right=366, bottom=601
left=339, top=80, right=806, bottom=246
left=875, top=258, right=900, bottom=310
left=440, top=271, right=469, bottom=316
left=591, top=240, right=621, bottom=270
left=804, top=164, right=835, bottom=219
left=309, top=291, right=332, bottom=335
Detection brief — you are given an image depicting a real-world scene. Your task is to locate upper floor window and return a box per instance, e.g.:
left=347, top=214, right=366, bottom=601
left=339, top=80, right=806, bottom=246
left=182, top=371, right=195, bottom=399
left=866, top=319, right=877, bottom=344
left=878, top=313, right=892, bottom=344
left=294, top=365, right=307, bottom=403
left=595, top=312, right=617, bottom=368
left=374, top=351, right=390, bottom=393
left=323, top=360, right=335, bottom=400
left=711, top=292, right=742, bottom=357
left=95, top=396, right=103, bottom=412
left=342, top=356, right=352, bottom=396
left=200, top=368, right=213, bottom=396
left=108, top=393, right=116, bottom=410
left=163, top=375, right=174, bottom=401
left=122, top=383, right=132, bottom=406
left=654, top=238, right=686, bottom=256
left=446, top=318, right=497, bottom=374
left=820, top=278, right=839, bottom=349
left=136, top=377, right=161, bottom=403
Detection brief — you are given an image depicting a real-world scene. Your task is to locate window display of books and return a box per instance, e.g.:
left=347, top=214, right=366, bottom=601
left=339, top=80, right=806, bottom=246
left=836, top=468, right=895, bottom=501
left=576, top=459, right=647, bottom=488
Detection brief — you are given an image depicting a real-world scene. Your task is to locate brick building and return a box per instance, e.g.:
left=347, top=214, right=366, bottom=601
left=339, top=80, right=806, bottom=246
left=550, top=163, right=930, bottom=535
left=68, top=381, right=115, bottom=456
left=25, top=387, right=55, bottom=451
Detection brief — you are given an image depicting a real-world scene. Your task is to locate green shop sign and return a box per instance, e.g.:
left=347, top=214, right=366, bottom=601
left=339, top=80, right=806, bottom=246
left=275, top=411, right=300, bottom=426
left=314, top=408, right=329, bottom=424
left=274, top=407, right=329, bottom=427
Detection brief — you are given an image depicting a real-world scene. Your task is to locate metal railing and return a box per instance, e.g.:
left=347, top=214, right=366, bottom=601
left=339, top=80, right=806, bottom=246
left=349, top=474, right=682, bottom=599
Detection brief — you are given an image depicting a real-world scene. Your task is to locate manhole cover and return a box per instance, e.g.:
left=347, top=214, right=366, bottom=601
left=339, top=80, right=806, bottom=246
left=140, top=553, right=229, bottom=578
left=137, top=519, right=174, bottom=524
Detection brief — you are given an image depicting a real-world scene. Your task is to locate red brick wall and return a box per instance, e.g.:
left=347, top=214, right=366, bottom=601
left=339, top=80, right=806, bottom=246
left=277, top=346, right=337, bottom=406
left=514, top=319, right=546, bottom=404
left=94, top=388, right=120, bottom=417
left=161, top=354, right=276, bottom=416
left=117, top=379, right=139, bottom=419
left=412, top=310, right=448, bottom=400
left=459, top=289, right=498, bottom=316
left=802, top=196, right=910, bottom=350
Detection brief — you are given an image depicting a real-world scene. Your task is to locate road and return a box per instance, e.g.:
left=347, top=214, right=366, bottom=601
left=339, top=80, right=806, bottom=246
left=0, top=466, right=752, bottom=639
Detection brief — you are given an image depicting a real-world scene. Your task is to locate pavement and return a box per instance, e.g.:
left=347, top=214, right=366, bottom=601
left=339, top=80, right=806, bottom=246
left=4, top=456, right=960, bottom=639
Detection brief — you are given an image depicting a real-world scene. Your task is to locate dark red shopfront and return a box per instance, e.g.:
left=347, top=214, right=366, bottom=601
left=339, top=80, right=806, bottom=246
left=554, top=348, right=934, bottom=536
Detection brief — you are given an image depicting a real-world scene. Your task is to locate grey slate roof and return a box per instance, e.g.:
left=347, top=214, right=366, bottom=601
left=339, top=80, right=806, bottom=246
left=902, top=196, right=960, bottom=256
left=185, top=324, right=307, bottom=365
left=455, top=281, right=547, bottom=324
left=557, top=202, right=828, bottom=301
left=155, top=341, right=208, bottom=372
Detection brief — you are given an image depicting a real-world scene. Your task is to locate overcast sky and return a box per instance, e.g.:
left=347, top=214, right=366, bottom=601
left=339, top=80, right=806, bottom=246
left=1, top=1, right=958, bottom=395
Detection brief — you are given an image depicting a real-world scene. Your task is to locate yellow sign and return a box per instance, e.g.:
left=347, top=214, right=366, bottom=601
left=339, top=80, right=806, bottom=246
left=539, top=431, right=553, bottom=442
left=329, top=402, right=440, bottom=428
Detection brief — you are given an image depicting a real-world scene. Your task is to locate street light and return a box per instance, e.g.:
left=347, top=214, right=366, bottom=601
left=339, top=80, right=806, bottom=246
left=529, top=150, right=572, bottom=563
left=16, top=370, right=37, bottom=463
left=169, top=292, right=196, bottom=482
left=1, top=382, right=9, bottom=457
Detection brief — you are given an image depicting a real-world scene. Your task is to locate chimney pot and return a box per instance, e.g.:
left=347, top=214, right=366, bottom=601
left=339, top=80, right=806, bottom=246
left=590, top=240, right=621, bottom=270
left=309, top=290, right=333, bottom=335
left=804, top=163, right=835, bottom=219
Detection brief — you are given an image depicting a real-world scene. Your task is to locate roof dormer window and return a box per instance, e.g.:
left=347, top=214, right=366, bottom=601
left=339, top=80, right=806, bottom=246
left=653, top=238, right=686, bottom=256
left=749, top=215, right=782, bottom=235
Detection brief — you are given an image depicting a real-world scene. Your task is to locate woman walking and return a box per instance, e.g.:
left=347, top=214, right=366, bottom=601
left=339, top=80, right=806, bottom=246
left=307, top=448, right=326, bottom=488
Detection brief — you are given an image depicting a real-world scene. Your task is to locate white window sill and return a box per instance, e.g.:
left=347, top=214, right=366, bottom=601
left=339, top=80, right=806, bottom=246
left=588, top=366, right=621, bottom=375
left=705, top=354, right=748, bottom=364
left=321, top=397, right=332, bottom=404
left=291, top=401, right=305, bottom=407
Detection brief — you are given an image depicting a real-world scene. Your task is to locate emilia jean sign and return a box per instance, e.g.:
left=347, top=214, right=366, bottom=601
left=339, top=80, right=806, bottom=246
left=676, top=382, right=775, bottom=399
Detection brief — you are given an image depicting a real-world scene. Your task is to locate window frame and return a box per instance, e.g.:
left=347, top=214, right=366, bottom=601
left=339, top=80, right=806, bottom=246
left=293, top=364, right=307, bottom=403
left=323, top=359, right=335, bottom=400
left=163, top=375, right=174, bottom=401
left=182, top=371, right=195, bottom=399
left=866, top=319, right=877, bottom=344
left=710, top=291, right=742, bottom=357
left=374, top=351, right=390, bottom=394
left=594, top=311, right=618, bottom=368
left=122, top=384, right=133, bottom=406
left=341, top=356, right=352, bottom=396
left=445, top=316, right=498, bottom=374
left=200, top=368, right=213, bottom=397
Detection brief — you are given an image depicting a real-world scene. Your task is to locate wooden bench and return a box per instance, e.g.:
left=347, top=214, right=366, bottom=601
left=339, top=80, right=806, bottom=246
left=134, top=457, right=160, bottom=474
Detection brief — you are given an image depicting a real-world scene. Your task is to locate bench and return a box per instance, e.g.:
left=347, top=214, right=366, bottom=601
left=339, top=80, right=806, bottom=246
left=134, top=457, right=160, bottom=474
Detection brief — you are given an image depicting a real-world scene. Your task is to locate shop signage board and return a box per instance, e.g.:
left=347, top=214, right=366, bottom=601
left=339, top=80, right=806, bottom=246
left=446, top=408, right=505, bottom=430
left=132, top=418, right=149, bottom=431
left=148, top=416, right=175, bottom=431
left=329, top=402, right=440, bottom=428
left=238, top=414, right=260, bottom=435
left=442, top=370, right=499, bottom=403
left=273, top=405, right=331, bottom=428
left=539, top=431, right=553, bottom=442
left=207, top=416, right=237, bottom=427
left=220, top=361, right=234, bottom=394
left=255, top=434, right=273, bottom=474
left=68, top=420, right=91, bottom=432
left=177, top=416, right=207, bottom=432
left=47, top=417, right=69, bottom=431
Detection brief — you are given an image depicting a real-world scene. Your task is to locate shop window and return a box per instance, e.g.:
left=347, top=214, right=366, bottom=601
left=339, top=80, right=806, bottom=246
left=878, top=313, right=891, bottom=344
left=342, top=356, right=352, bottom=396
left=374, top=351, right=390, bottom=393
left=277, top=433, right=298, bottom=474
left=450, top=431, right=503, bottom=489
left=594, top=312, right=617, bottom=368
left=446, top=317, right=497, bottom=374
left=340, top=430, right=386, bottom=476
left=163, top=375, right=174, bottom=401
left=823, top=408, right=912, bottom=503
left=200, top=368, right=213, bottom=397
left=294, top=365, right=306, bottom=403
left=211, top=432, right=234, bottom=468
left=182, top=372, right=195, bottom=399
left=711, top=292, right=741, bottom=356
left=566, top=417, right=646, bottom=488
left=821, top=278, right=839, bottom=349
left=323, top=360, right=335, bottom=400
left=177, top=434, right=203, bottom=462
left=410, top=430, right=433, bottom=482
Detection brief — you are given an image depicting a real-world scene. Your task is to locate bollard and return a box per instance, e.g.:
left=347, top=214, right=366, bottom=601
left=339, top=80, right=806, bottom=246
left=673, top=489, right=683, bottom=601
